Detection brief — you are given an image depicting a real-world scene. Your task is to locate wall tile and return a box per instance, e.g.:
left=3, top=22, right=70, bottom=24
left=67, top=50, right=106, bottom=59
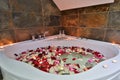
left=14, top=28, right=33, bottom=42
left=110, top=0, right=120, bottom=11
left=0, top=0, right=61, bottom=45
left=14, top=27, right=45, bottom=42
left=0, top=0, right=10, bottom=11
left=10, top=0, right=42, bottom=13
left=45, top=27, right=63, bottom=35
left=64, top=27, right=105, bottom=40
left=84, top=28, right=105, bottom=40
left=62, top=14, right=79, bottom=27
left=82, top=4, right=110, bottom=13
left=64, top=27, right=79, bottom=36
left=108, top=11, right=120, bottom=29
left=14, top=27, right=63, bottom=42
left=41, top=0, right=60, bottom=15
left=12, top=12, right=43, bottom=28
left=44, top=15, right=60, bottom=26
left=61, top=9, right=78, bottom=15
left=105, top=29, right=120, bottom=44
left=64, top=27, right=88, bottom=37
left=79, top=12, right=108, bottom=28
left=61, top=0, right=120, bottom=43
left=0, top=13, right=12, bottom=29
left=0, top=30, right=15, bottom=46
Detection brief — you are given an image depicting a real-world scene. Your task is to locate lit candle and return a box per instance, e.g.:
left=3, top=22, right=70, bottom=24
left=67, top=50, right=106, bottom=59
left=118, top=44, right=120, bottom=48
left=103, top=64, right=108, bottom=68
left=111, top=41, right=116, bottom=45
left=58, top=66, right=64, bottom=71
left=0, top=46, right=4, bottom=49
left=112, top=60, right=117, bottom=63
left=60, top=67, right=64, bottom=71
left=0, top=46, right=4, bottom=51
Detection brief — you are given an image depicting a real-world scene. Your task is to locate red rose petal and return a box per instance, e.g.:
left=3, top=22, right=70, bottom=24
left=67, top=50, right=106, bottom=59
left=72, top=58, right=76, bottom=61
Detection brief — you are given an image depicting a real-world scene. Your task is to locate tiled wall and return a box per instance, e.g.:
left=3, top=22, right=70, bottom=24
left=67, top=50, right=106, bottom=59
left=0, top=0, right=120, bottom=45
left=61, top=0, right=120, bottom=44
left=0, top=0, right=61, bottom=45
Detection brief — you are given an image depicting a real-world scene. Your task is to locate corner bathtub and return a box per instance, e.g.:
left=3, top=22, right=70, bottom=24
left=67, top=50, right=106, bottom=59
left=0, top=35, right=120, bottom=80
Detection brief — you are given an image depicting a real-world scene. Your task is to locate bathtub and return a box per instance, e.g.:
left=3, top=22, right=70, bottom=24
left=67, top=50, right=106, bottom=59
left=0, top=35, right=120, bottom=80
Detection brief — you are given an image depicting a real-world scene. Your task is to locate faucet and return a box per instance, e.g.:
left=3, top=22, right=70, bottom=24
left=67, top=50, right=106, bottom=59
left=37, top=31, right=49, bottom=39
left=31, top=34, right=36, bottom=41
left=42, top=31, right=49, bottom=38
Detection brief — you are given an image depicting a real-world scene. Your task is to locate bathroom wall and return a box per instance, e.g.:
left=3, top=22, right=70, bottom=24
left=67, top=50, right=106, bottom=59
left=61, top=0, right=120, bottom=44
left=0, top=0, right=61, bottom=45
left=0, top=0, right=120, bottom=45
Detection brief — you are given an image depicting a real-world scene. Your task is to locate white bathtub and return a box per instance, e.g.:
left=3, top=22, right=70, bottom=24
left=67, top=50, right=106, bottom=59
left=0, top=35, right=120, bottom=80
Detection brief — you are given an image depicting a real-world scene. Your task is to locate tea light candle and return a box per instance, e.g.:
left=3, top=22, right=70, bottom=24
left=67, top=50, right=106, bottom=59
left=0, top=46, right=4, bottom=49
left=60, top=67, right=64, bottom=70
left=103, top=64, right=108, bottom=68
left=118, top=44, right=120, bottom=48
left=0, top=46, right=4, bottom=51
left=112, top=60, right=117, bottom=63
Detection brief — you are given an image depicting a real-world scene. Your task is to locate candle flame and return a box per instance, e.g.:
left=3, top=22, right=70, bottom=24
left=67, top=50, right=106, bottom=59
left=0, top=39, right=13, bottom=46
left=112, top=41, right=116, bottom=45
left=0, top=46, right=4, bottom=49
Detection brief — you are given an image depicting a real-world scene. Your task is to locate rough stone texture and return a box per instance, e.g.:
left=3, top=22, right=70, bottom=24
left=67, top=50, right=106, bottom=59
left=12, top=12, right=43, bottom=28
left=41, top=0, right=60, bottom=26
left=43, top=15, right=60, bottom=26
left=82, top=4, right=110, bottom=13
left=14, top=27, right=63, bottom=42
left=110, top=0, right=120, bottom=11
left=62, top=14, right=79, bottom=27
left=0, top=0, right=10, bottom=11
left=61, top=9, right=78, bottom=15
left=0, top=30, right=15, bottom=46
left=84, top=28, right=105, bottom=40
left=0, top=0, right=120, bottom=45
left=41, top=0, right=60, bottom=15
left=105, top=29, right=120, bottom=44
left=79, top=12, right=108, bottom=28
left=0, top=13, right=12, bottom=29
left=108, top=11, right=120, bottom=28
left=64, top=27, right=105, bottom=40
left=0, top=0, right=61, bottom=45
left=61, top=0, right=120, bottom=43
left=10, top=0, right=42, bottom=12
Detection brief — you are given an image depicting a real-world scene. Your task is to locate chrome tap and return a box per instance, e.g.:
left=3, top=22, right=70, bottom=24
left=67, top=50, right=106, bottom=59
left=37, top=31, right=48, bottom=39
left=42, top=31, right=49, bottom=38
left=31, top=34, right=36, bottom=41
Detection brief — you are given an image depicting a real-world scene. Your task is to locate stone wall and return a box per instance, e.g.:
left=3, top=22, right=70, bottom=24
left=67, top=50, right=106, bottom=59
left=0, top=0, right=61, bottom=45
left=0, top=0, right=120, bottom=45
left=61, top=0, right=120, bottom=44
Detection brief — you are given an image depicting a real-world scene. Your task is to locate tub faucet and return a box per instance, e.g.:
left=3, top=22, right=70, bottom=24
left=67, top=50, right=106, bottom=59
left=42, top=31, right=49, bottom=38
left=31, top=35, right=36, bottom=41
left=38, top=31, right=48, bottom=39
left=58, top=30, right=65, bottom=38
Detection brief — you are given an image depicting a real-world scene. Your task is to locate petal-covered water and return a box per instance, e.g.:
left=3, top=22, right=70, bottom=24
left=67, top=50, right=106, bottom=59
left=15, top=46, right=106, bottom=75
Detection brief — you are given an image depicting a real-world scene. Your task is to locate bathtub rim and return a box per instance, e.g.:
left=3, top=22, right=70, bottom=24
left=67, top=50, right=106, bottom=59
left=0, top=37, right=120, bottom=80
